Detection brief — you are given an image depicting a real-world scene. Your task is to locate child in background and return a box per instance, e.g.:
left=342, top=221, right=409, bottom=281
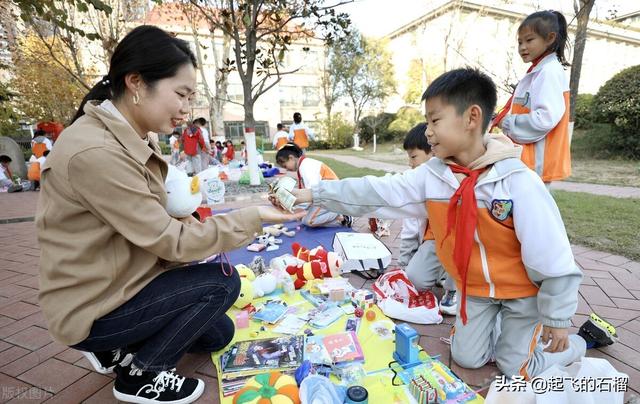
left=273, top=123, right=289, bottom=149
left=399, top=123, right=457, bottom=315
left=287, top=68, right=617, bottom=379
left=169, top=129, right=181, bottom=165
left=223, top=140, right=235, bottom=162
left=288, top=112, right=314, bottom=151
left=0, top=155, right=14, bottom=190
left=276, top=143, right=351, bottom=228
left=240, top=141, right=247, bottom=164
left=493, top=10, right=571, bottom=185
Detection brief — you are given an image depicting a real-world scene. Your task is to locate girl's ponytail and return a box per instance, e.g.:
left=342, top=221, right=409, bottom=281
left=552, top=10, right=570, bottom=67
left=70, top=76, right=112, bottom=124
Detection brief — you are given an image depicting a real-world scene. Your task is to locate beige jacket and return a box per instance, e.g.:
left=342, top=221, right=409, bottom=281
left=36, top=102, right=262, bottom=345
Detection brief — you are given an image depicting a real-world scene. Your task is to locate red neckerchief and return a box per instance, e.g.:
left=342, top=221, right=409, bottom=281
left=296, top=155, right=306, bottom=189
left=442, top=164, right=486, bottom=325
left=490, top=53, right=549, bottom=132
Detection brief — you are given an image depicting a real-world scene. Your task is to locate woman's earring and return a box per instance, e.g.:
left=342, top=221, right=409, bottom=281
left=133, top=91, right=140, bottom=105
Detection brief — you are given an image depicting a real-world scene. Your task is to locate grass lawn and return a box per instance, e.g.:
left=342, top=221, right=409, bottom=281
left=567, top=158, right=640, bottom=188
left=553, top=190, right=640, bottom=260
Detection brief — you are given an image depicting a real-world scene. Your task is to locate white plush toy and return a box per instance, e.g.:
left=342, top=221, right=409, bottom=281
left=252, top=273, right=277, bottom=297
left=165, top=165, right=202, bottom=218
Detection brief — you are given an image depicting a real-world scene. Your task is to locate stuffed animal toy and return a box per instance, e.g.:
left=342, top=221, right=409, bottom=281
left=253, top=273, right=277, bottom=297
left=236, top=264, right=256, bottom=281
left=269, top=254, right=303, bottom=274
left=291, top=242, right=311, bottom=261
left=233, top=278, right=255, bottom=309
left=263, top=224, right=296, bottom=237
left=309, top=247, right=343, bottom=277
left=233, top=372, right=299, bottom=404
left=165, top=165, right=202, bottom=218
left=291, top=244, right=342, bottom=278
left=286, top=261, right=326, bottom=289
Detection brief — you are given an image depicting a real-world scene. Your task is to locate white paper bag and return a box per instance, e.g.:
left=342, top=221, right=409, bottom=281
left=332, top=232, right=391, bottom=273
left=485, top=357, right=628, bottom=404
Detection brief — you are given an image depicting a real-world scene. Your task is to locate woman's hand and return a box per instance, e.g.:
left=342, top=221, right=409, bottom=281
left=258, top=205, right=306, bottom=223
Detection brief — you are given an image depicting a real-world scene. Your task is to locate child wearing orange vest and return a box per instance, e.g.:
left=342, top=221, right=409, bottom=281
left=493, top=10, right=571, bottom=184
left=288, top=68, right=617, bottom=379
left=275, top=143, right=350, bottom=228
left=272, top=123, right=289, bottom=150
left=288, top=112, right=314, bottom=151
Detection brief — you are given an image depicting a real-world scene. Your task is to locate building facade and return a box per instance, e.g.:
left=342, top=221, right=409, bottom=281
left=384, top=0, right=640, bottom=109
left=145, top=3, right=328, bottom=143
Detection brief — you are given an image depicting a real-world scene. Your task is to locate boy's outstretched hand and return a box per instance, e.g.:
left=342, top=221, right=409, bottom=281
left=541, top=325, right=569, bottom=353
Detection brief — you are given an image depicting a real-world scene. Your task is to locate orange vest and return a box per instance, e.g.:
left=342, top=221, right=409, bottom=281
left=293, top=129, right=309, bottom=149
left=275, top=137, right=288, bottom=149
left=512, top=92, right=571, bottom=182
left=426, top=200, right=539, bottom=299
left=28, top=162, right=41, bottom=181
left=33, top=143, right=47, bottom=158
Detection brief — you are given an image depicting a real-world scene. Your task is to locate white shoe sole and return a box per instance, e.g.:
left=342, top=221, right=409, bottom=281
left=113, top=379, right=205, bottom=404
left=80, top=351, right=115, bottom=374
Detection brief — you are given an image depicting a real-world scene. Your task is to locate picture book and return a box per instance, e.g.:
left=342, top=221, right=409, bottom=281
left=303, top=331, right=364, bottom=367
left=252, top=300, right=288, bottom=324
left=220, top=335, right=305, bottom=376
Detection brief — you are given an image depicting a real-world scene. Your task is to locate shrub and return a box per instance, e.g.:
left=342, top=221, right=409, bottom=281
left=574, top=94, right=595, bottom=129
left=592, top=65, right=640, bottom=158
left=318, top=113, right=354, bottom=149
left=358, top=112, right=397, bottom=144
left=386, top=106, right=423, bottom=141
left=158, top=142, right=171, bottom=155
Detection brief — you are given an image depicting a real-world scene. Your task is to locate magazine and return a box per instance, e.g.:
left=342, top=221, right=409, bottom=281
left=220, top=335, right=305, bottom=376
left=303, top=331, right=364, bottom=367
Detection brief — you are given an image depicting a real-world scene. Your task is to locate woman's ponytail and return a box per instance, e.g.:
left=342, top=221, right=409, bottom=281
left=70, top=75, right=113, bottom=124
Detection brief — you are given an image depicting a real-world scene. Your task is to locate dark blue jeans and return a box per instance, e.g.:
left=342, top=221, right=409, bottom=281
left=72, top=262, right=240, bottom=371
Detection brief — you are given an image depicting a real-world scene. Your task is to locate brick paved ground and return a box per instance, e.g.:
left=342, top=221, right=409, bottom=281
left=1, top=191, right=639, bottom=403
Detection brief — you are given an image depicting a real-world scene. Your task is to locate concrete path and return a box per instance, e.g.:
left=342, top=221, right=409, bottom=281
left=312, top=152, right=640, bottom=199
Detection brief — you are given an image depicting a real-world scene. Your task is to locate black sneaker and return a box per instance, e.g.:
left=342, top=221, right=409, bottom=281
left=341, top=215, right=353, bottom=228
left=113, top=363, right=204, bottom=404
left=81, top=348, right=132, bottom=374
left=578, top=313, right=618, bottom=348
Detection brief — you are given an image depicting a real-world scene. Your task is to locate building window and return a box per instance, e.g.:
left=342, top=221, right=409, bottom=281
left=302, top=86, right=320, bottom=107
left=224, top=121, right=270, bottom=142
left=279, top=86, right=297, bottom=106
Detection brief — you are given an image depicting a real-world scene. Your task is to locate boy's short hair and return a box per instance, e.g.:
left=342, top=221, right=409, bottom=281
left=277, top=123, right=284, bottom=130
left=0, top=155, right=12, bottom=164
left=403, top=122, right=430, bottom=152
left=194, top=117, right=207, bottom=126
left=421, top=68, right=497, bottom=133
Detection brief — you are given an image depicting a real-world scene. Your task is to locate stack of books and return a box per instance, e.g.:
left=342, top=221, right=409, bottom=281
left=218, top=335, right=305, bottom=397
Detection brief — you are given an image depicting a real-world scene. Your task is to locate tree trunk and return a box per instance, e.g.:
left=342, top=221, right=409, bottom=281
left=569, top=0, right=595, bottom=121
left=243, top=97, right=260, bottom=186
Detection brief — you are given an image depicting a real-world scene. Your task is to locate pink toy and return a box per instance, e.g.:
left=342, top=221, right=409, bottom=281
left=235, top=310, right=250, bottom=328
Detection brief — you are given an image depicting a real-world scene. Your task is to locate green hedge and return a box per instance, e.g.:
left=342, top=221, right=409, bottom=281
left=574, top=94, right=595, bottom=129
left=591, top=65, right=640, bottom=158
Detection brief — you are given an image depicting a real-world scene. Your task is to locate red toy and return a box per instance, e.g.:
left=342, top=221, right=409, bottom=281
left=354, top=307, right=364, bottom=318
left=291, top=243, right=342, bottom=278
left=365, top=310, right=376, bottom=321
left=286, top=261, right=326, bottom=289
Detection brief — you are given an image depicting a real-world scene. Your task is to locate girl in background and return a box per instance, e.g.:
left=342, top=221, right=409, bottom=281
left=494, top=10, right=571, bottom=184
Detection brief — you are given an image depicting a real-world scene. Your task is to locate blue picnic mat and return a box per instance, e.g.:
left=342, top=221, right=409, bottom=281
left=224, top=217, right=354, bottom=265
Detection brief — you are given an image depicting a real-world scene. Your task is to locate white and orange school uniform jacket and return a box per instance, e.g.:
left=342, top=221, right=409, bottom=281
left=296, top=156, right=338, bottom=189
left=310, top=135, right=582, bottom=329
left=501, top=53, right=571, bottom=182
left=297, top=156, right=341, bottom=227
left=288, top=123, right=314, bottom=149
left=272, top=130, right=289, bottom=149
